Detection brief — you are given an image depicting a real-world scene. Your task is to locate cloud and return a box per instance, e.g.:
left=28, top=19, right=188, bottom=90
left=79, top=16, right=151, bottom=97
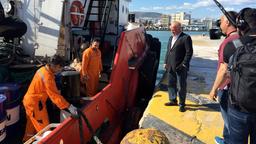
left=140, top=7, right=151, bottom=11
left=137, top=0, right=256, bottom=13
left=153, top=7, right=163, bottom=10
left=160, top=0, right=256, bottom=10
left=139, top=6, right=178, bottom=11
left=206, top=7, right=216, bottom=12
left=184, top=0, right=256, bottom=9
left=165, top=6, right=177, bottom=10
left=219, top=0, right=256, bottom=5
left=183, top=3, right=190, bottom=6
left=225, top=7, right=235, bottom=11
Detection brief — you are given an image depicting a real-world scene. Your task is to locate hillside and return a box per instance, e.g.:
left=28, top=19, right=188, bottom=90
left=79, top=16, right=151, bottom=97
left=131, top=11, right=162, bottom=18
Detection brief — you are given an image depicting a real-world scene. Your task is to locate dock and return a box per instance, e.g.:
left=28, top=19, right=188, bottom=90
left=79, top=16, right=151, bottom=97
left=139, top=36, right=224, bottom=144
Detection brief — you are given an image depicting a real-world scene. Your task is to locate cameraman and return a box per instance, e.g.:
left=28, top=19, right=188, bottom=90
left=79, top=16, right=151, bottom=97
left=223, top=8, right=256, bottom=144
left=209, top=11, right=239, bottom=144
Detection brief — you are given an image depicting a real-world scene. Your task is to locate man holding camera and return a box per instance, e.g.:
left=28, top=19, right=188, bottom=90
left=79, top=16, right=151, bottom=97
left=223, top=8, right=256, bottom=144
left=209, top=11, right=239, bottom=144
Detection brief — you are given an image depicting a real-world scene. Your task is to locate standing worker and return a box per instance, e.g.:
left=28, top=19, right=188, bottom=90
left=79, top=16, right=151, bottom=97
left=164, top=21, right=193, bottom=112
left=23, top=55, right=78, bottom=141
left=208, top=11, right=239, bottom=144
left=81, top=39, right=103, bottom=97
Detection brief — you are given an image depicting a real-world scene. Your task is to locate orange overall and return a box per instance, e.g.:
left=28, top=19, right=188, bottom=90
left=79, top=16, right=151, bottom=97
left=82, top=47, right=102, bottom=97
left=23, top=66, right=70, bottom=141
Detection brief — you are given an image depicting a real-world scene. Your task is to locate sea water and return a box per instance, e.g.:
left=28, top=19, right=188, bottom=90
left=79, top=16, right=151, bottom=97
left=146, top=31, right=208, bottom=84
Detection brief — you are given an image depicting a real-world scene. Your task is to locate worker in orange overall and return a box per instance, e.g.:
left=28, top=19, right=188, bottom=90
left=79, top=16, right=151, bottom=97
left=81, top=39, right=102, bottom=97
left=23, top=55, right=78, bottom=141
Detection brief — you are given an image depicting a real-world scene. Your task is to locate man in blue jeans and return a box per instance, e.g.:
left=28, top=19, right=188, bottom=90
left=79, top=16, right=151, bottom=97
left=164, top=21, right=193, bottom=112
left=209, top=11, right=239, bottom=144
left=223, top=7, right=256, bottom=144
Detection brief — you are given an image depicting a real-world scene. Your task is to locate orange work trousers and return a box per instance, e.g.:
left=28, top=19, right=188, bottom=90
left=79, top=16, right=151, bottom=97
left=23, top=101, right=49, bottom=142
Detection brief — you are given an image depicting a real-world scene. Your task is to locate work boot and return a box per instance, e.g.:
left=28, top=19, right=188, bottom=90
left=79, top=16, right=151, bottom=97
left=179, top=106, right=186, bottom=112
left=164, top=99, right=178, bottom=106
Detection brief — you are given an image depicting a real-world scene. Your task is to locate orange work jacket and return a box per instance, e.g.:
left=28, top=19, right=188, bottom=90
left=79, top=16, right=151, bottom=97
left=81, top=47, right=102, bottom=97
left=23, top=65, right=70, bottom=131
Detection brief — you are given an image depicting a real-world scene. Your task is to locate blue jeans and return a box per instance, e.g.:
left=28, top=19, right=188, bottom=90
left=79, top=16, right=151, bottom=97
left=168, top=67, right=187, bottom=107
left=228, top=108, right=256, bottom=144
left=217, top=89, right=229, bottom=143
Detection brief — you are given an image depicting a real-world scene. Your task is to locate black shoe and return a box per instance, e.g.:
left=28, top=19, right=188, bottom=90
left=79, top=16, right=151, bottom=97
left=165, top=100, right=178, bottom=106
left=179, top=106, right=186, bottom=112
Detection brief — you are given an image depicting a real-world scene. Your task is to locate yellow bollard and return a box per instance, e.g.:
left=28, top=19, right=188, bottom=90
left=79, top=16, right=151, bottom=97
left=120, top=128, right=169, bottom=144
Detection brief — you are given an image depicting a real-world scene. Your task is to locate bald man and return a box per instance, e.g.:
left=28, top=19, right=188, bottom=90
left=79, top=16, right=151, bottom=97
left=164, top=21, right=193, bottom=112
left=208, top=11, right=239, bottom=144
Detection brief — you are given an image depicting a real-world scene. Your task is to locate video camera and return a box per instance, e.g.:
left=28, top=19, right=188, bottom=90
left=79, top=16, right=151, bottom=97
left=209, top=19, right=223, bottom=40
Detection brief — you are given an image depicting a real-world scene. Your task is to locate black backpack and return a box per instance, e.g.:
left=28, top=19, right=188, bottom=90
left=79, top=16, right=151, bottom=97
left=229, top=36, right=256, bottom=113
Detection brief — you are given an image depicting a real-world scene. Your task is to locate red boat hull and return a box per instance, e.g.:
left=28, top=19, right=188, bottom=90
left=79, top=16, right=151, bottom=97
left=39, top=27, right=147, bottom=144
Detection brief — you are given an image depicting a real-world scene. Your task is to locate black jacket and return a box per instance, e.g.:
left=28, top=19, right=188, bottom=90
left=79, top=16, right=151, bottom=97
left=164, top=32, right=193, bottom=72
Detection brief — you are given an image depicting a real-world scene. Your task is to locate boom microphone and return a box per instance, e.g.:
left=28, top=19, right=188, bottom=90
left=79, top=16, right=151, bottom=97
left=212, top=0, right=237, bottom=26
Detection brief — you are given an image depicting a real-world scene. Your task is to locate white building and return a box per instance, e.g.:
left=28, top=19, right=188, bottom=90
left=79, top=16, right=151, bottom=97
left=160, top=14, right=171, bottom=27
left=171, top=12, right=191, bottom=26
left=201, top=18, right=214, bottom=30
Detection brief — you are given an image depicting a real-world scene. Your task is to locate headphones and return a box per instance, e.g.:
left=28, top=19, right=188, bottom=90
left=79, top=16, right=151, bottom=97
left=236, top=8, right=251, bottom=31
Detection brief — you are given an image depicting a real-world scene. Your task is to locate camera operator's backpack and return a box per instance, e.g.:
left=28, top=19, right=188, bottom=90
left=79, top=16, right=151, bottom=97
left=229, top=36, right=256, bottom=113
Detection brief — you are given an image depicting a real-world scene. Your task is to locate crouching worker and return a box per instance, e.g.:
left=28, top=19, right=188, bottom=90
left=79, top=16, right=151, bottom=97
left=22, top=55, right=78, bottom=141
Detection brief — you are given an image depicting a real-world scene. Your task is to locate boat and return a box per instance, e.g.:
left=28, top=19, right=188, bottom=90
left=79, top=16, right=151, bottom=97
left=0, top=0, right=161, bottom=143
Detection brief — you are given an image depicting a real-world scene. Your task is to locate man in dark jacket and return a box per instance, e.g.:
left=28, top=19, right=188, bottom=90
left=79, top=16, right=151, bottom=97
left=0, top=1, right=27, bottom=41
left=164, top=21, right=193, bottom=112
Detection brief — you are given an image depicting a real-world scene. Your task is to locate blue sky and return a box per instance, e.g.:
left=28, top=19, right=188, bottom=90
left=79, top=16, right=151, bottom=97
left=129, top=0, right=256, bottom=18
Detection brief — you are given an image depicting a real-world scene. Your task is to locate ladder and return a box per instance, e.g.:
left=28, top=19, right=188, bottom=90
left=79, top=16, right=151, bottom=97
left=83, top=0, right=114, bottom=44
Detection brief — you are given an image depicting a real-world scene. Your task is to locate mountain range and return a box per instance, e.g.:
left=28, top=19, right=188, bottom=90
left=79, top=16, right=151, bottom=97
left=131, top=11, right=162, bottom=19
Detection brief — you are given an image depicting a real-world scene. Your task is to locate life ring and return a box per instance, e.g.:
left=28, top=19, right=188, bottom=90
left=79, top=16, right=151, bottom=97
left=70, top=0, right=85, bottom=27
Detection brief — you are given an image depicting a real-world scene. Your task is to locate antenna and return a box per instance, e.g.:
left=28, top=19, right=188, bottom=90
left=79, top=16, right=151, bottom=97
left=212, top=0, right=237, bottom=26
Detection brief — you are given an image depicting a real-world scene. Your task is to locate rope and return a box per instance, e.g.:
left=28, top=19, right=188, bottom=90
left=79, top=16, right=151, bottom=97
left=0, top=42, right=15, bottom=66
left=75, top=109, right=103, bottom=144
left=0, top=41, right=31, bottom=66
